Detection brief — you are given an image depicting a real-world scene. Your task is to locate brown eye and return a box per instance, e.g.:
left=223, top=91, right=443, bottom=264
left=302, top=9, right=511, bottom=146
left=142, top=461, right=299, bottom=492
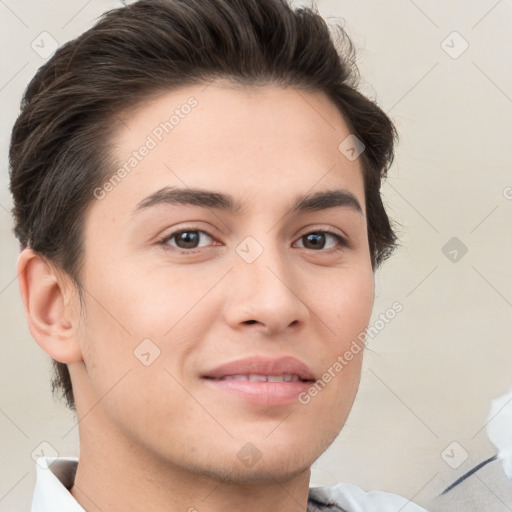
left=296, top=231, right=346, bottom=251
left=160, top=229, right=214, bottom=251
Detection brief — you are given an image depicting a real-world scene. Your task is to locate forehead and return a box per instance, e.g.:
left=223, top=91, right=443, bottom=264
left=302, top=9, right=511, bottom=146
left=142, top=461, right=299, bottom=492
left=95, top=81, right=366, bottom=220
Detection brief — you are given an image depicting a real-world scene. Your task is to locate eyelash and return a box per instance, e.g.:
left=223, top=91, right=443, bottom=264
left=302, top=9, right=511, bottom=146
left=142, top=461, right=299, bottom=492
left=157, top=227, right=349, bottom=255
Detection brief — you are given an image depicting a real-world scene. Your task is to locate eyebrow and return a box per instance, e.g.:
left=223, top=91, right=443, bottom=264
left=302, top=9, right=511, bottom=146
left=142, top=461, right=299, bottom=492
left=132, top=186, right=363, bottom=217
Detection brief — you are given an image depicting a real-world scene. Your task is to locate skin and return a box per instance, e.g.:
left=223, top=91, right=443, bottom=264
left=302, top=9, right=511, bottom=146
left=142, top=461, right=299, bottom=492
left=18, top=80, right=375, bottom=512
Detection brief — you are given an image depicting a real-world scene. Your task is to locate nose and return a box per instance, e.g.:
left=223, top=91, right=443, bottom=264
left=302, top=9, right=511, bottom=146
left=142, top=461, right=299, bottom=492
left=222, top=239, right=311, bottom=336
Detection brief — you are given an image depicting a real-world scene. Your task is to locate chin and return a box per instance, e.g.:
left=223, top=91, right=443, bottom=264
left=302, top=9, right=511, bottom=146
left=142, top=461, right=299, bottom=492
left=176, top=439, right=317, bottom=486
left=201, top=455, right=312, bottom=486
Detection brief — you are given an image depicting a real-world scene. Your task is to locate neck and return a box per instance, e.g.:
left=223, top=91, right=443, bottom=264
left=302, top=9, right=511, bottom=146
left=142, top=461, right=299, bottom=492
left=70, top=411, right=312, bottom=512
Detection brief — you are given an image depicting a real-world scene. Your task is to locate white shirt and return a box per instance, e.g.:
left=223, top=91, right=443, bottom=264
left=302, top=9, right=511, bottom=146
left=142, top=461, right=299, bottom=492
left=31, top=457, right=428, bottom=512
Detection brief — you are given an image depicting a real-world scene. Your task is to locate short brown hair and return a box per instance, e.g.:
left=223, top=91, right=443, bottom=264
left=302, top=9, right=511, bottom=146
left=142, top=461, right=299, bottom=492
left=9, top=0, right=399, bottom=411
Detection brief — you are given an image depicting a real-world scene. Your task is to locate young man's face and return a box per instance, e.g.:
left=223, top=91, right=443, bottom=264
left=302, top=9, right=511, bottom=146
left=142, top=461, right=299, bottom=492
left=71, top=81, right=374, bottom=481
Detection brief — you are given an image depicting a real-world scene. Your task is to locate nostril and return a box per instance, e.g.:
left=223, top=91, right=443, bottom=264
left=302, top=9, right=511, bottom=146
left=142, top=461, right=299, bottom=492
left=244, top=320, right=257, bottom=324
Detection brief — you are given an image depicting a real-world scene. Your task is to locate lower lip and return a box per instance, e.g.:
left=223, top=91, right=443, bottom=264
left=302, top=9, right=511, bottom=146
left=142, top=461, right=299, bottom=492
left=202, top=378, right=314, bottom=406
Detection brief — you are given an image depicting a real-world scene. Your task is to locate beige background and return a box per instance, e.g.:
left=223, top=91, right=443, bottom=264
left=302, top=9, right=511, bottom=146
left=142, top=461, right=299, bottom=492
left=1, top=0, right=511, bottom=510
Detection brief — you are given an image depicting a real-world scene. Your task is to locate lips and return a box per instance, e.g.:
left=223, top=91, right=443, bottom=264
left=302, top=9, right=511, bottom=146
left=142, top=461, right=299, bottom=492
left=201, top=355, right=316, bottom=382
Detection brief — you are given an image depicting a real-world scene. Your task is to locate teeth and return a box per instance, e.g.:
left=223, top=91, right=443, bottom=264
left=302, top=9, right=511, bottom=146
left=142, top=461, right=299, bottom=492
left=249, top=375, right=267, bottom=382
left=219, top=374, right=302, bottom=382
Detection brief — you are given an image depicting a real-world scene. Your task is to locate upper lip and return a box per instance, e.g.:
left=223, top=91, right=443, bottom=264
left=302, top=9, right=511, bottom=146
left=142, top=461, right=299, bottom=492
left=201, top=356, right=316, bottom=381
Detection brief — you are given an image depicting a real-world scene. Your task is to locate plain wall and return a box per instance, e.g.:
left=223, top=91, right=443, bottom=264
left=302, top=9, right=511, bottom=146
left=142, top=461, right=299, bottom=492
left=1, top=0, right=511, bottom=510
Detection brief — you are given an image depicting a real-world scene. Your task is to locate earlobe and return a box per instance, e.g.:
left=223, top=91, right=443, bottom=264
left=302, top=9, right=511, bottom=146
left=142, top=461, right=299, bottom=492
left=17, top=248, right=83, bottom=364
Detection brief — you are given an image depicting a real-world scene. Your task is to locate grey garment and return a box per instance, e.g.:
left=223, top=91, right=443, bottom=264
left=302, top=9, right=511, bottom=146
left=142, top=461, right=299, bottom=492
left=429, top=458, right=512, bottom=512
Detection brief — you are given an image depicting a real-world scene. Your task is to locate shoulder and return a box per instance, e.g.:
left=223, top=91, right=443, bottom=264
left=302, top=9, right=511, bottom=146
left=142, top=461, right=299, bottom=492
left=430, top=457, right=512, bottom=512
left=308, top=482, right=429, bottom=512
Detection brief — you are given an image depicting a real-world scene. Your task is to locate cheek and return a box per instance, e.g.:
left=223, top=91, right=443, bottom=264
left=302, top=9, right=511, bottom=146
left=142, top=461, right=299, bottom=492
left=311, top=266, right=375, bottom=342
left=302, top=266, right=373, bottom=405
left=300, top=271, right=372, bottom=428
left=76, top=289, right=186, bottom=433
left=75, top=266, right=211, bottom=401
left=79, top=266, right=192, bottom=347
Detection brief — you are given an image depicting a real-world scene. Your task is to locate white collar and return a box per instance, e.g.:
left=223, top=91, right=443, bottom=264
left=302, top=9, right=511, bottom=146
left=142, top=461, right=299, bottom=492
left=309, top=482, right=428, bottom=511
left=31, top=457, right=84, bottom=512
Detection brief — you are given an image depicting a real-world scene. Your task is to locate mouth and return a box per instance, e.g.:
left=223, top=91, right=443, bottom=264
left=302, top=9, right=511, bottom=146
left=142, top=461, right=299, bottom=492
left=203, top=374, right=314, bottom=382
left=201, top=355, right=317, bottom=381
left=201, top=356, right=316, bottom=406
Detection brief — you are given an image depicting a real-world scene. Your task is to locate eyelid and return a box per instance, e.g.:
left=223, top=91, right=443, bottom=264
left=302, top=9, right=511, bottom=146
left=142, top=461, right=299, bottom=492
left=293, top=223, right=351, bottom=250
left=292, top=230, right=350, bottom=254
left=158, top=226, right=217, bottom=251
left=157, top=225, right=350, bottom=254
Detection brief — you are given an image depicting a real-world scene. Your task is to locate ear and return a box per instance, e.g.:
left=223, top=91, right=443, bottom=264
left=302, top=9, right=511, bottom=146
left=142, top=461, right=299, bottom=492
left=17, top=247, right=83, bottom=364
